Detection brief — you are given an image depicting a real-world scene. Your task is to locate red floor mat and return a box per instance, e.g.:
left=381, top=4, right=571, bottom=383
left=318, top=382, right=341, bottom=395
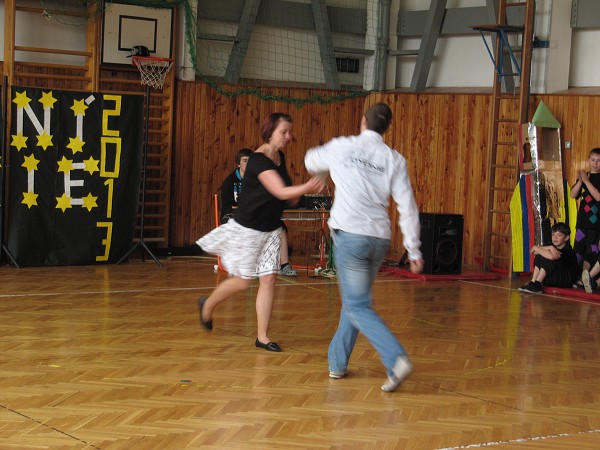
left=541, top=286, right=600, bottom=302
left=380, top=265, right=501, bottom=281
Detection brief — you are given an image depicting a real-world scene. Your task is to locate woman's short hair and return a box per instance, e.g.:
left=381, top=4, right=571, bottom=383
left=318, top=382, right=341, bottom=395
left=364, top=103, right=392, bottom=134
left=260, top=113, right=292, bottom=143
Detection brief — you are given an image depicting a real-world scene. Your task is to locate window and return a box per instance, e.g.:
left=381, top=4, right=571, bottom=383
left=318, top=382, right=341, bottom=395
left=336, top=57, right=359, bottom=74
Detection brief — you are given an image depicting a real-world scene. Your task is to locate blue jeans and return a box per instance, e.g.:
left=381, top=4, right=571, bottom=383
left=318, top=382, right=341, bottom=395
left=328, top=229, right=408, bottom=377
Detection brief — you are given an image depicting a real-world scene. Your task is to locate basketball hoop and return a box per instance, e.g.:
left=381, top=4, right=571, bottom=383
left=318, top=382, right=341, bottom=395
left=132, top=56, right=174, bottom=90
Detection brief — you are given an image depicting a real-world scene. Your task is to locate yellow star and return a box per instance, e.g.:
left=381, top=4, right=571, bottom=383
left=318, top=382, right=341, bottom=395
left=71, top=99, right=88, bottom=116
left=81, top=193, right=98, bottom=212
left=13, top=91, right=31, bottom=108
left=83, top=157, right=99, bottom=175
left=36, top=132, right=53, bottom=150
left=11, top=133, right=28, bottom=151
left=22, top=191, right=39, bottom=209
left=56, top=193, right=72, bottom=212
left=66, top=136, right=85, bottom=154
left=57, top=156, right=74, bottom=174
left=39, top=91, right=57, bottom=109
left=22, top=154, right=40, bottom=172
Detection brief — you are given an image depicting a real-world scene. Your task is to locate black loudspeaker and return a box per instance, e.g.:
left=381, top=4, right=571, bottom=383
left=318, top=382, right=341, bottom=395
left=420, top=213, right=463, bottom=275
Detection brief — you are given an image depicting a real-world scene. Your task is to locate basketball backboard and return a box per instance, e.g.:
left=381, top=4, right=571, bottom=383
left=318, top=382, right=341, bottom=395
left=102, top=2, right=173, bottom=65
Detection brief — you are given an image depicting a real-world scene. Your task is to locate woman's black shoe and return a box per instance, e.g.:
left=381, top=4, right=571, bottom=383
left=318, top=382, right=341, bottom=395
left=255, top=338, right=281, bottom=352
left=197, top=296, right=213, bottom=331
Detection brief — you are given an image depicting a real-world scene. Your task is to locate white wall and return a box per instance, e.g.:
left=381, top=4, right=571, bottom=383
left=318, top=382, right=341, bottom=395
left=570, top=29, right=600, bottom=87
left=1, top=0, right=87, bottom=66
left=2, top=0, right=600, bottom=90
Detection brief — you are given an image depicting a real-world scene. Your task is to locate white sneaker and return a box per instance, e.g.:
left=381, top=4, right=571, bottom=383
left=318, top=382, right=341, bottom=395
left=582, top=270, right=597, bottom=293
left=329, top=370, right=347, bottom=379
left=279, top=263, right=298, bottom=277
left=381, top=356, right=413, bottom=392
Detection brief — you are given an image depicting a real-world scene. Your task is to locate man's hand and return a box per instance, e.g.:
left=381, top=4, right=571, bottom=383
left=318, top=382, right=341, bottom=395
left=409, top=258, right=424, bottom=274
left=306, top=176, right=326, bottom=194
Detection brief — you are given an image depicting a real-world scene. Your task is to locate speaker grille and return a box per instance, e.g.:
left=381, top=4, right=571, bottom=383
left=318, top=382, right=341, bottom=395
left=420, top=213, right=463, bottom=274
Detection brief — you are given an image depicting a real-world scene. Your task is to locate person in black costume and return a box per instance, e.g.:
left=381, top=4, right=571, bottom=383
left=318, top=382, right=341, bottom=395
left=220, top=148, right=298, bottom=276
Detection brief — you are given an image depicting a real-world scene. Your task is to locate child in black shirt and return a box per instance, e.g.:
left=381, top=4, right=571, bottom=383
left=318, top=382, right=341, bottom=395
left=519, top=222, right=578, bottom=293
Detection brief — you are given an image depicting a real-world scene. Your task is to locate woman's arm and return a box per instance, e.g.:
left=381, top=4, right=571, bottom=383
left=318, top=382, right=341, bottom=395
left=258, top=170, right=323, bottom=200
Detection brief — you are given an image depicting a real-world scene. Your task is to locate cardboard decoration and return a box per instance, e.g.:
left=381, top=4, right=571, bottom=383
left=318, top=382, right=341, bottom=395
left=510, top=101, right=577, bottom=273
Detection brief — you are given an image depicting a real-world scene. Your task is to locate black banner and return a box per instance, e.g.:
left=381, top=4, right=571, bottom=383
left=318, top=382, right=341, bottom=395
left=7, top=87, right=144, bottom=266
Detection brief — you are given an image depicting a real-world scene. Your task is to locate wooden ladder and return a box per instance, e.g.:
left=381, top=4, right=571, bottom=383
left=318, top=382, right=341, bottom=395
left=472, top=0, right=535, bottom=272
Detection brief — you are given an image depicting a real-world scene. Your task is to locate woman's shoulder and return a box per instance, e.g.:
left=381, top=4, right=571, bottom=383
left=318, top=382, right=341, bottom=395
left=248, top=151, right=276, bottom=171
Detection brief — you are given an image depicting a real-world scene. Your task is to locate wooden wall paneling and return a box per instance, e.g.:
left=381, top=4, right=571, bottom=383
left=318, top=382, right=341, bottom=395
left=578, top=97, right=600, bottom=158
left=169, top=82, right=600, bottom=272
left=454, top=94, right=474, bottom=263
left=200, top=85, right=221, bottom=235
left=571, top=96, right=592, bottom=180
left=191, top=81, right=208, bottom=237
left=574, top=96, right=600, bottom=178
left=318, top=98, right=337, bottom=151
left=463, top=94, right=491, bottom=266
left=193, top=83, right=208, bottom=240
left=184, top=83, right=197, bottom=241
left=559, top=95, right=575, bottom=178
left=553, top=95, right=575, bottom=179
left=565, top=95, right=585, bottom=179
left=436, top=94, right=459, bottom=213
left=219, top=93, right=236, bottom=173
left=412, top=95, right=438, bottom=214
left=213, top=93, right=229, bottom=207
left=170, top=82, right=191, bottom=245
left=204, top=84, right=216, bottom=225
left=573, top=99, right=590, bottom=161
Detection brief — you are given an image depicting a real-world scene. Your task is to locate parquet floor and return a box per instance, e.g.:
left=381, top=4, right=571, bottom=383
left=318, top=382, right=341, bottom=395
left=0, top=257, right=599, bottom=449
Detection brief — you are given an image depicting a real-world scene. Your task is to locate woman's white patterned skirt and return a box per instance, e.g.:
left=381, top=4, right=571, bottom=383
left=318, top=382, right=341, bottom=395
left=197, top=219, right=281, bottom=279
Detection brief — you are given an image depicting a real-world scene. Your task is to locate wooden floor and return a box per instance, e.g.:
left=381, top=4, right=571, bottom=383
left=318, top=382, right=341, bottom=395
left=0, top=257, right=599, bottom=450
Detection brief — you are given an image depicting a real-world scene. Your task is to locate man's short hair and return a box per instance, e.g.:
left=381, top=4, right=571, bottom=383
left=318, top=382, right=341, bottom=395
left=364, top=103, right=392, bottom=134
left=590, top=147, right=600, bottom=157
left=236, top=148, right=253, bottom=164
left=551, top=222, right=570, bottom=236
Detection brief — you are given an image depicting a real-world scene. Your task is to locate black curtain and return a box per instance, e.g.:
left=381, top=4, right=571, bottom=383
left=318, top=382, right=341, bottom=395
left=6, top=87, right=144, bottom=266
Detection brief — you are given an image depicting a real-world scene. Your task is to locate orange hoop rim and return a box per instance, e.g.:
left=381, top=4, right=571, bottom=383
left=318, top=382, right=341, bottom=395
left=131, top=55, right=174, bottom=65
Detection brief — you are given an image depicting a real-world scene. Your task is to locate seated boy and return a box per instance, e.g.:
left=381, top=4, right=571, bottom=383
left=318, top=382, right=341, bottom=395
left=518, top=222, right=578, bottom=294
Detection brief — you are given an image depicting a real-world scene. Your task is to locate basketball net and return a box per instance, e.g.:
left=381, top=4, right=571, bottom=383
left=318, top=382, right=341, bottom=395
left=132, top=56, right=174, bottom=90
